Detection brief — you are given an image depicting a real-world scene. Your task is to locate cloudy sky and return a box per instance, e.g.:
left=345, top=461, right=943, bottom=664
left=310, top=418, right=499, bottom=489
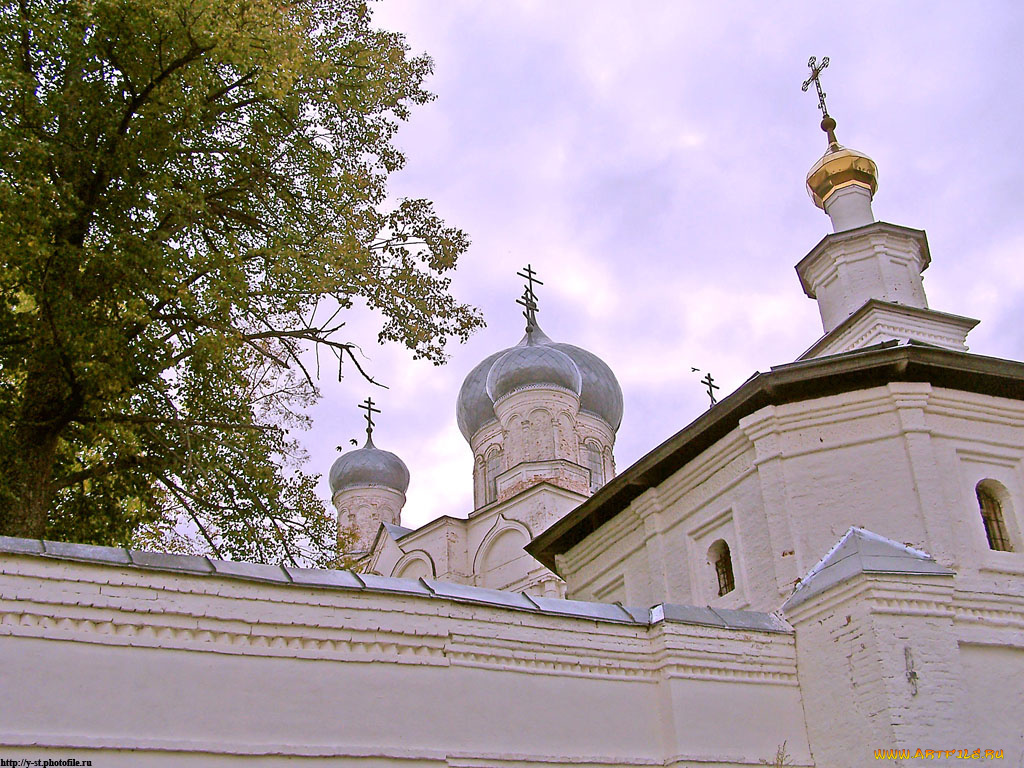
left=304, top=1, right=1024, bottom=530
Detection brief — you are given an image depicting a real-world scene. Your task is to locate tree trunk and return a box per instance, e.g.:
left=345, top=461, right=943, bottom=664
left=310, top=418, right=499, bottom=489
left=1, top=354, right=80, bottom=539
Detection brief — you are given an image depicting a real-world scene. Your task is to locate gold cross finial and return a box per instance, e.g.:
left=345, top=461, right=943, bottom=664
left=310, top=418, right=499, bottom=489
left=802, top=56, right=839, bottom=146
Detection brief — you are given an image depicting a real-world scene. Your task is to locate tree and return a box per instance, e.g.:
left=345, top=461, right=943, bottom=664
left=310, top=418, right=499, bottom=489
left=0, top=0, right=483, bottom=565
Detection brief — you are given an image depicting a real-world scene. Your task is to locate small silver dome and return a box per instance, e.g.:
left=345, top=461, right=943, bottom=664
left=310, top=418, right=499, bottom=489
left=329, top=437, right=410, bottom=495
left=485, top=331, right=582, bottom=403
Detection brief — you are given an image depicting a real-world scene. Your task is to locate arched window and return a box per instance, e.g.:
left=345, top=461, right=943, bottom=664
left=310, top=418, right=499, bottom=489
left=583, top=440, right=605, bottom=492
left=708, top=539, right=735, bottom=597
left=485, top=448, right=503, bottom=505
left=976, top=484, right=1013, bottom=552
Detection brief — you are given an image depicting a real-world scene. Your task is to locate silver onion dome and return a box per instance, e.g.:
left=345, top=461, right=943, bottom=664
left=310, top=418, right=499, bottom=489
left=486, top=334, right=583, bottom=403
left=551, top=342, right=623, bottom=431
left=455, top=322, right=623, bottom=441
left=456, top=348, right=509, bottom=442
left=329, top=437, right=410, bottom=495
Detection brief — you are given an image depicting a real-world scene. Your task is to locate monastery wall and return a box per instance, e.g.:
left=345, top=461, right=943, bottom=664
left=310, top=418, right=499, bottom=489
left=957, top=644, right=1024, bottom=760
left=0, top=543, right=811, bottom=767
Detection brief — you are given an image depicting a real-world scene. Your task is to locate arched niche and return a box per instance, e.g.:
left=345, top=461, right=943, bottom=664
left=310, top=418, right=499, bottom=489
left=392, top=550, right=436, bottom=580
left=472, top=516, right=534, bottom=580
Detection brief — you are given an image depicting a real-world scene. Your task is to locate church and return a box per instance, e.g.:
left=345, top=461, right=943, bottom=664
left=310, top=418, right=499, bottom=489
left=1, top=65, right=1021, bottom=766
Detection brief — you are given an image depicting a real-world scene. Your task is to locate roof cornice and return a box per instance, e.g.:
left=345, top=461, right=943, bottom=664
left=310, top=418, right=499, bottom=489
left=794, top=221, right=930, bottom=298
left=527, top=344, right=1024, bottom=570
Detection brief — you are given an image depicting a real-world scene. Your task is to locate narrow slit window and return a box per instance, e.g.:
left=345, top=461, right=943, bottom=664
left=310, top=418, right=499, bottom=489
left=709, top=539, right=735, bottom=596
left=583, top=441, right=605, bottom=492
left=485, top=449, right=502, bottom=505
left=977, top=486, right=1013, bottom=552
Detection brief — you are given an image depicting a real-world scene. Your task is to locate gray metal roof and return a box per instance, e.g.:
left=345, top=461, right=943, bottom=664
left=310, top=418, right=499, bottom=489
left=783, top=527, right=954, bottom=611
left=455, top=322, right=623, bottom=441
left=651, top=604, right=792, bottom=633
left=382, top=522, right=415, bottom=540
left=552, top=342, right=624, bottom=430
left=486, top=342, right=582, bottom=402
left=456, top=348, right=508, bottom=440
left=329, top=437, right=410, bottom=495
left=0, top=535, right=790, bottom=634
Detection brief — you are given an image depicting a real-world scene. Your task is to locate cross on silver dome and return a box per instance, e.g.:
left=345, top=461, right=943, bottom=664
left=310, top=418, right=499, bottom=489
left=515, top=264, right=544, bottom=331
left=358, top=396, right=381, bottom=441
left=329, top=397, right=409, bottom=495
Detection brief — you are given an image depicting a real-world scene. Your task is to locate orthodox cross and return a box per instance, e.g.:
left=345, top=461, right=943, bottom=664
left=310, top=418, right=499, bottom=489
left=701, top=372, right=719, bottom=406
left=515, top=264, right=543, bottom=330
left=517, top=263, right=544, bottom=302
left=801, top=55, right=830, bottom=118
left=516, top=288, right=539, bottom=330
left=802, top=55, right=839, bottom=146
left=358, top=397, right=381, bottom=440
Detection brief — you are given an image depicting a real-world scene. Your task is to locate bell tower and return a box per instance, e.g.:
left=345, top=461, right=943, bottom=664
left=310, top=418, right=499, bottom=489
left=795, top=57, right=978, bottom=359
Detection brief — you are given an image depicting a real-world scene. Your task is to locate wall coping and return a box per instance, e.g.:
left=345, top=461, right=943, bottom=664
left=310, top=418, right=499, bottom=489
left=0, top=535, right=791, bottom=634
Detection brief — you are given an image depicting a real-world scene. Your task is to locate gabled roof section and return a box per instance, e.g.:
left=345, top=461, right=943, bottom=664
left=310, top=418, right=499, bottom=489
left=782, top=527, right=953, bottom=611
left=527, top=343, right=1024, bottom=571
left=382, top=522, right=414, bottom=540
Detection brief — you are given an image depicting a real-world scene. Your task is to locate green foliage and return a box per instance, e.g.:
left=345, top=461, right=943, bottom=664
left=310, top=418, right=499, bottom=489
left=759, top=741, right=793, bottom=767
left=0, top=0, right=482, bottom=565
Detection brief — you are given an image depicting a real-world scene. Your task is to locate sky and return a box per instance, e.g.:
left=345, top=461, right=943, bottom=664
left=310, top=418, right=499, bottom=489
left=303, top=1, right=1024, bottom=531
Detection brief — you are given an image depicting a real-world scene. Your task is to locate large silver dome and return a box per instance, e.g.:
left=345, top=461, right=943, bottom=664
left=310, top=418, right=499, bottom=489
left=486, top=340, right=582, bottom=403
left=456, top=349, right=509, bottom=442
left=455, top=322, right=623, bottom=441
left=329, top=437, right=410, bottom=495
left=551, top=342, right=623, bottom=431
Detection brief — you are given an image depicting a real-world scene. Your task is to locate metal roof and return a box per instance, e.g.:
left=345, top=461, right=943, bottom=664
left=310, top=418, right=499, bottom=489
left=486, top=343, right=582, bottom=402
left=0, top=535, right=789, bottom=634
left=329, top=437, right=410, bottom=495
left=456, top=322, right=623, bottom=441
left=783, top=527, right=953, bottom=611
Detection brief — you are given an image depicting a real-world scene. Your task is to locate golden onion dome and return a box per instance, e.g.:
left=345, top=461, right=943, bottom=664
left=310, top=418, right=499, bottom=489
left=805, top=115, right=879, bottom=210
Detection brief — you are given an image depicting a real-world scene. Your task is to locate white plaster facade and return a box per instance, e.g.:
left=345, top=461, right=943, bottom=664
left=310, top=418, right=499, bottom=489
left=367, top=481, right=585, bottom=596
left=550, top=380, right=1024, bottom=609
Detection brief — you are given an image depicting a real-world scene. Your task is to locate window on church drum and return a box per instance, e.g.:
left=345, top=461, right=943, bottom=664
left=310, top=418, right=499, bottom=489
left=709, top=539, right=735, bottom=597
left=485, top=449, right=502, bottom=505
left=583, top=441, right=605, bottom=492
left=977, top=486, right=1013, bottom=552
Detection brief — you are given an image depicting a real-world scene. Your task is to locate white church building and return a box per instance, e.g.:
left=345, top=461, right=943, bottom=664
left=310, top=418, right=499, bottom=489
left=1, top=94, right=1022, bottom=766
